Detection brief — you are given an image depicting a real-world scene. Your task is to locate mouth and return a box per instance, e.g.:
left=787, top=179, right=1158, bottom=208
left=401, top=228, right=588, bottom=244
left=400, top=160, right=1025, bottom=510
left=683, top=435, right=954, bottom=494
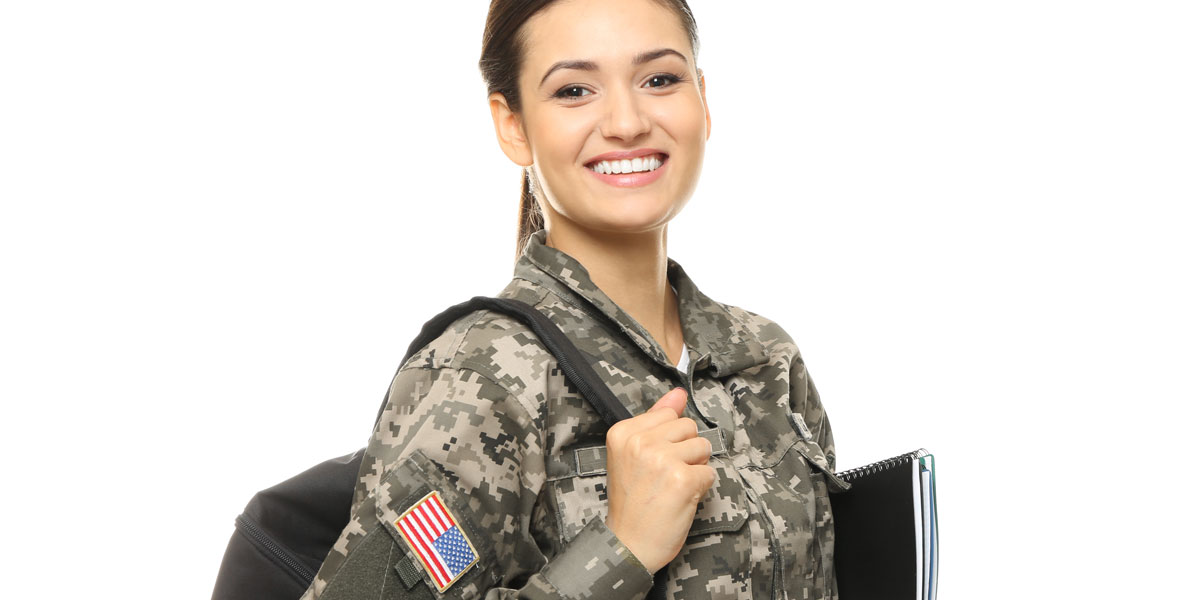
left=584, top=152, right=669, bottom=175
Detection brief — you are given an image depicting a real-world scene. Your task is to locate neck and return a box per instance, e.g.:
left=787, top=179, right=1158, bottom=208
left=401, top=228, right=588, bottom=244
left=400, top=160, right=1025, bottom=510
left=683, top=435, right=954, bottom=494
left=544, top=220, right=684, bottom=364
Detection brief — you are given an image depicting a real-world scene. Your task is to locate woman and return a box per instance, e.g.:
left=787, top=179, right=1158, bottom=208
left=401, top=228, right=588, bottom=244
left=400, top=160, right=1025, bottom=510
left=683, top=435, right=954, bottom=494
left=302, top=0, right=847, bottom=598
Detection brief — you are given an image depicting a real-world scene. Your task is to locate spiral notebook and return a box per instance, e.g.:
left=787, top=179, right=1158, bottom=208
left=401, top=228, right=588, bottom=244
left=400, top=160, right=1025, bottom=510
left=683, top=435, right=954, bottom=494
left=830, top=449, right=938, bottom=600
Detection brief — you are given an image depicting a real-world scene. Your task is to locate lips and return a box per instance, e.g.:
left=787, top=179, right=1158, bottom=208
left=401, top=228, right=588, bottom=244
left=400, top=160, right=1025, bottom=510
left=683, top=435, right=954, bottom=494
left=583, top=148, right=669, bottom=169
left=586, top=153, right=666, bottom=175
left=583, top=152, right=668, bottom=188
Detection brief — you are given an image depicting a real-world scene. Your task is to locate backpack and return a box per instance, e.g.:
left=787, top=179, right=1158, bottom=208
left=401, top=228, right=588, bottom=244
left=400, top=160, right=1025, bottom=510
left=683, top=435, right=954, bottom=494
left=209, top=296, right=667, bottom=599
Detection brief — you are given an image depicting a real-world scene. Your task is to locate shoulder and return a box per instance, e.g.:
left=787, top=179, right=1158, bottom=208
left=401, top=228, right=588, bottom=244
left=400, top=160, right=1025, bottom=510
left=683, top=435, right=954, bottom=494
left=397, top=294, right=558, bottom=412
left=720, top=301, right=805, bottom=364
left=355, top=301, right=559, bottom=506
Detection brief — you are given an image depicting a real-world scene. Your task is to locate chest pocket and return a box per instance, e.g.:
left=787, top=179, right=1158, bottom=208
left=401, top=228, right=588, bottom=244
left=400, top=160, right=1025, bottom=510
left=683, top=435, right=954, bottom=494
left=549, top=427, right=749, bottom=542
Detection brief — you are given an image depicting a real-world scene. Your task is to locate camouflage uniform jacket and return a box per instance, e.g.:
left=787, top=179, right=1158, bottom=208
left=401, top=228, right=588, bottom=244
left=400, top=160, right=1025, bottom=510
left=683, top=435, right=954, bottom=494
left=301, top=229, right=849, bottom=600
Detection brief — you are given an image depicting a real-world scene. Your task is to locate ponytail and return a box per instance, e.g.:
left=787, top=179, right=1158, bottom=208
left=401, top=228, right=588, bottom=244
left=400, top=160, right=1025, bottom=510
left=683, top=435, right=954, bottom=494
left=515, top=168, right=544, bottom=264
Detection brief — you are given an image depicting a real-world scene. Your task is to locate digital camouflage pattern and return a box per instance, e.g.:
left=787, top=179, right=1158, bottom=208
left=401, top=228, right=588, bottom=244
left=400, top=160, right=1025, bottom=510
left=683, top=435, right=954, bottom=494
left=300, top=229, right=848, bottom=600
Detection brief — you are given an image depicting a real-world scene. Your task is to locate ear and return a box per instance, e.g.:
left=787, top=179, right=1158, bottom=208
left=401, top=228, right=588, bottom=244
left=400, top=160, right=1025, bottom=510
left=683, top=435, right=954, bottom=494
left=489, top=92, right=534, bottom=167
left=698, top=68, right=711, bottom=141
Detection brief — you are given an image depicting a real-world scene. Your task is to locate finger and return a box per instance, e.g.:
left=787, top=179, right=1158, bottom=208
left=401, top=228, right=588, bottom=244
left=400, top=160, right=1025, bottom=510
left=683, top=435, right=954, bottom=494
left=698, top=464, right=718, bottom=491
left=667, top=436, right=713, bottom=465
left=647, top=387, right=688, bottom=417
left=652, top=415, right=701, bottom=443
left=614, top=389, right=688, bottom=440
left=626, top=399, right=685, bottom=431
left=677, top=464, right=718, bottom=500
left=621, top=388, right=687, bottom=433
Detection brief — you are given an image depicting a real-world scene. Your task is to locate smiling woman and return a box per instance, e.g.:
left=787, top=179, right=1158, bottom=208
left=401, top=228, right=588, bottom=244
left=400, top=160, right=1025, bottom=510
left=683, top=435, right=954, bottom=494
left=297, top=1, right=844, bottom=599
left=485, top=0, right=707, bottom=266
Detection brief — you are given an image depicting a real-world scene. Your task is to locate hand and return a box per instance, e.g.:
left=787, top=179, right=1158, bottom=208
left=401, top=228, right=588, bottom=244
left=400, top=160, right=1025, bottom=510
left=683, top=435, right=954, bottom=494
left=603, top=387, right=716, bottom=573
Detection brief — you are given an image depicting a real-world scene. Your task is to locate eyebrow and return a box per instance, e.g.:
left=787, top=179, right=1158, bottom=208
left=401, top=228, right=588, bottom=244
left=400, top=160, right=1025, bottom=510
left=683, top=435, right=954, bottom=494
left=538, top=48, right=688, bottom=87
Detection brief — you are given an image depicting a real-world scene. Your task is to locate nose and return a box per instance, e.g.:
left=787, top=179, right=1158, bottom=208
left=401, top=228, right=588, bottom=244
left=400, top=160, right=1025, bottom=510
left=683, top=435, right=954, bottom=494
left=599, top=86, right=651, bottom=142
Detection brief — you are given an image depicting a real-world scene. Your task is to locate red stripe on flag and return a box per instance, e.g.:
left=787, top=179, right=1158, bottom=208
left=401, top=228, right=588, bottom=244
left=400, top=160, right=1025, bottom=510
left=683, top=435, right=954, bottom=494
left=431, top=494, right=457, bottom=529
left=399, top=517, right=448, bottom=588
left=411, top=507, right=442, bottom=549
left=417, top=501, right=446, bottom=535
left=427, top=499, right=453, bottom=532
left=396, top=517, right=449, bottom=588
left=407, top=507, right=454, bottom=584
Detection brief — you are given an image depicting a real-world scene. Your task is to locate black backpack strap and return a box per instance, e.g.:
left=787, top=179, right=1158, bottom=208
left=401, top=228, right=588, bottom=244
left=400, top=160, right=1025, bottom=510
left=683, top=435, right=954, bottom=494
left=374, top=296, right=634, bottom=429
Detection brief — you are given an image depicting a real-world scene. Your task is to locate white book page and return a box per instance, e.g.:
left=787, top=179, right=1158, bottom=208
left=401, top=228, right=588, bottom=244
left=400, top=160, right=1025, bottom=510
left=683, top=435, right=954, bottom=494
left=921, top=462, right=934, bottom=599
left=912, top=457, right=923, bottom=600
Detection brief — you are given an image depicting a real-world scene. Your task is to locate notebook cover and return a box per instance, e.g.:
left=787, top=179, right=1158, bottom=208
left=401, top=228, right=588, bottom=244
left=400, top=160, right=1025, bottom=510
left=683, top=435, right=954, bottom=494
left=830, top=454, right=918, bottom=599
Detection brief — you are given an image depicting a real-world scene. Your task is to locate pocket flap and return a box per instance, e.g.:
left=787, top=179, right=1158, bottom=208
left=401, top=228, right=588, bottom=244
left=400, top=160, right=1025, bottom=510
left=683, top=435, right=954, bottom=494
left=792, top=441, right=852, bottom=493
left=688, top=457, right=749, bottom=537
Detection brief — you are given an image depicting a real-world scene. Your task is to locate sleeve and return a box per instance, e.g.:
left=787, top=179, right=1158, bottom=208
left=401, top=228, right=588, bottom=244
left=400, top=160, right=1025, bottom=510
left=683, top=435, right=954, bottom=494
left=787, top=352, right=847, bottom=598
left=788, top=353, right=837, bottom=472
left=300, top=365, right=654, bottom=600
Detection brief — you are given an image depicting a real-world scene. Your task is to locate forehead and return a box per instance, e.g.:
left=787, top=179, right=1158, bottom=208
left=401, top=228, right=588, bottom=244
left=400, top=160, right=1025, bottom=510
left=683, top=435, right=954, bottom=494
left=520, top=0, right=692, bottom=73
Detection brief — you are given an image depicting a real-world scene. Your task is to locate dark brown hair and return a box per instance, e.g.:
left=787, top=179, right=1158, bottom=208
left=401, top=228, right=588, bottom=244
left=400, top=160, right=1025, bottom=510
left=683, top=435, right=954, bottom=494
left=478, top=0, right=700, bottom=263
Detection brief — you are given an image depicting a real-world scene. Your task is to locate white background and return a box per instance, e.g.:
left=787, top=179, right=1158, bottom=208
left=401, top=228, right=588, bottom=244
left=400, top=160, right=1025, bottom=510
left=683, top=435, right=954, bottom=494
left=2, top=1, right=1197, bottom=597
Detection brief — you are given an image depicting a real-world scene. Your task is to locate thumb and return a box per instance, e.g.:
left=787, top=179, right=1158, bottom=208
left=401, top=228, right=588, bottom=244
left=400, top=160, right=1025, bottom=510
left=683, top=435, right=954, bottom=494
left=649, top=387, right=688, bottom=417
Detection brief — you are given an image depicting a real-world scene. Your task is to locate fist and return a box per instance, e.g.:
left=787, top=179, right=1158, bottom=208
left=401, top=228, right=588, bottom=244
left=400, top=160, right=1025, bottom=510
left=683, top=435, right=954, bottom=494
left=603, top=387, right=717, bottom=573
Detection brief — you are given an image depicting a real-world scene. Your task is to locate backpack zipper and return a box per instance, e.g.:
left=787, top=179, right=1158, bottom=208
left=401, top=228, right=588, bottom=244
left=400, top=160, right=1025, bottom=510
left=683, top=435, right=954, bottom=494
left=235, top=513, right=318, bottom=584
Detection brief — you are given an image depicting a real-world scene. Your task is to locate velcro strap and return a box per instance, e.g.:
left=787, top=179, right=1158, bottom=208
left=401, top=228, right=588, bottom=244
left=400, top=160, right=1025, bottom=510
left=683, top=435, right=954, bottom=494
left=573, top=427, right=728, bottom=477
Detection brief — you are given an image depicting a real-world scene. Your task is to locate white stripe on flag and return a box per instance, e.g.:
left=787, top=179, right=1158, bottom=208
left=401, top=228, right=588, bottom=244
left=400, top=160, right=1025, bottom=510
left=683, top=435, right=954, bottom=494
left=399, top=517, right=448, bottom=587
left=426, top=498, right=453, bottom=532
left=419, top=502, right=450, bottom=536
left=413, top=505, right=445, bottom=544
left=400, top=515, right=450, bottom=587
left=397, top=518, right=444, bottom=587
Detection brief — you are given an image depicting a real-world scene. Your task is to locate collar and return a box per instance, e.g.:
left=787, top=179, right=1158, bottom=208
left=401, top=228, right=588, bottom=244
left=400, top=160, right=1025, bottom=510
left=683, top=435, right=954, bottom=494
left=512, top=229, right=768, bottom=377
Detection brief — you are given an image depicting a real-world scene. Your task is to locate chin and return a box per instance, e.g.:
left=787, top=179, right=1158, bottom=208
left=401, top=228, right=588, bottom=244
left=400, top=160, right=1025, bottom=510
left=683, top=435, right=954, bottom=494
left=546, top=180, right=684, bottom=234
left=581, top=207, right=676, bottom=235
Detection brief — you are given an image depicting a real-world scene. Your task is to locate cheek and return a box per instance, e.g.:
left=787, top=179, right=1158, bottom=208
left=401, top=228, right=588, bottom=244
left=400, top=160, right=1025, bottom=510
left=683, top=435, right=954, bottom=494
left=657, top=96, right=707, bottom=146
left=532, top=113, right=592, bottom=169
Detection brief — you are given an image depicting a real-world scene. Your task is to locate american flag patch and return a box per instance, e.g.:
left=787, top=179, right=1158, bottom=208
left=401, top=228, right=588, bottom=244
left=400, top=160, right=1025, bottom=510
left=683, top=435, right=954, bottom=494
left=392, top=491, right=480, bottom=592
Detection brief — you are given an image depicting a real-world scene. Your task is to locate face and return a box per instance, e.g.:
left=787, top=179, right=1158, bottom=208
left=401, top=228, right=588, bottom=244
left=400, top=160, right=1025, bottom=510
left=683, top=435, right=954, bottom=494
left=490, top=0, right=710, bottom=237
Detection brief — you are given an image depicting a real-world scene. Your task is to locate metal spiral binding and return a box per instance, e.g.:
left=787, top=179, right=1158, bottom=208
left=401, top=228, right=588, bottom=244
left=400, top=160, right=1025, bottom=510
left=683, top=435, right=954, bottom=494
left=836, top=448, right=927, bottom=482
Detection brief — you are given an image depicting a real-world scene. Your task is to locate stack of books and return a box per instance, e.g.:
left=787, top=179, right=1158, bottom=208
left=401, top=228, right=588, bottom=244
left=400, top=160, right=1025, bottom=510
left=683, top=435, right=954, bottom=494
left=831, top=449, right=939, bottom=600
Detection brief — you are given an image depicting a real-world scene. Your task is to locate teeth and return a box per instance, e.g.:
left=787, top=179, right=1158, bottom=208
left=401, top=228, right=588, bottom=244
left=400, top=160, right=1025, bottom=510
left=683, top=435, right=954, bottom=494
left=589, top=154, right=664, bottom=175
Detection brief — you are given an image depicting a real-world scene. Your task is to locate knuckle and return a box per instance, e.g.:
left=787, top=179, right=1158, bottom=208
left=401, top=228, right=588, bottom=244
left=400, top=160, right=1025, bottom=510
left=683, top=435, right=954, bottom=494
left=668, top=467, right=690, bottom=488
left=650, top=451, right=670, bottom=472
left=607, top=422, right=627, bottom=446
left=628, top=432, right=651, bottom=456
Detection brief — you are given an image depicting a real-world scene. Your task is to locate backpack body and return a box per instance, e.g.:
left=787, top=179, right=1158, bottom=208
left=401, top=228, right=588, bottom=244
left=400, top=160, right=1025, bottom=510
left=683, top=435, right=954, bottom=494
left=212, top=449, right=364, bottom=599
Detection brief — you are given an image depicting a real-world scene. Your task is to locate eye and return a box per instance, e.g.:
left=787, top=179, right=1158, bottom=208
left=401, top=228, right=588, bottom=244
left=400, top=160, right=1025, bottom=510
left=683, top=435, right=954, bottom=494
left=553, top=85, right=592, bottom=99
left=644, top=73, right=683, bottom=89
